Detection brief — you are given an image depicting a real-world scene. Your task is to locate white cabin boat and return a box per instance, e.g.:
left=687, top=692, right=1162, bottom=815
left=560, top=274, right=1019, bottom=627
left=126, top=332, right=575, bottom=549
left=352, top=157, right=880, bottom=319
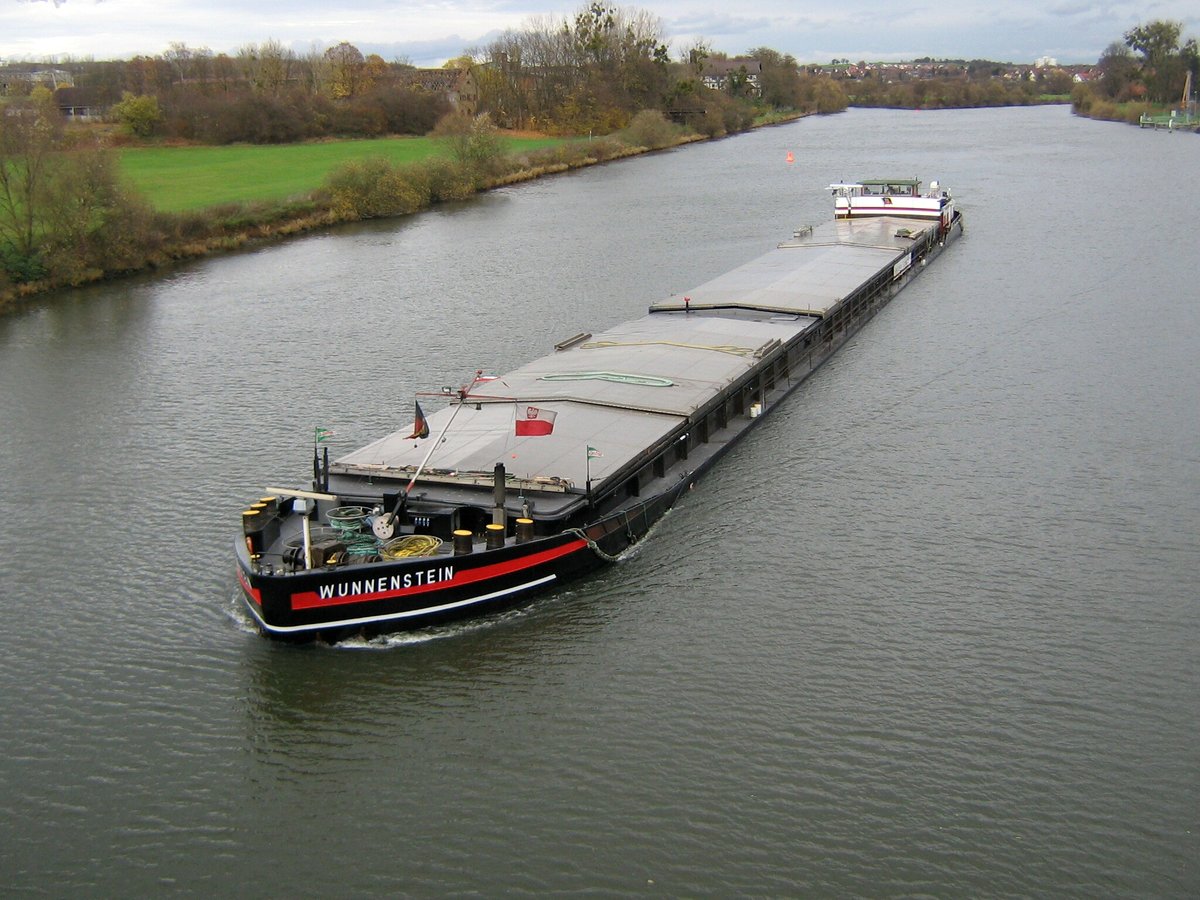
left=829, top=178, right=954, bottom=228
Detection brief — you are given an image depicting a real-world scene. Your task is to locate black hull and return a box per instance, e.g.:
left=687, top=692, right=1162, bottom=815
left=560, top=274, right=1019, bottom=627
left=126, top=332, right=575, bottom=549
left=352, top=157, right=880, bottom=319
left=237, top=477, right=691, bottom=641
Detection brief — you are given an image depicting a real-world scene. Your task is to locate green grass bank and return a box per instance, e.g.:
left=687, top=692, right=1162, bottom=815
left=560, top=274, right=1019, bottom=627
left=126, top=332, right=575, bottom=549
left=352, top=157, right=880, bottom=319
left=119, top=135, right=567, bottom=212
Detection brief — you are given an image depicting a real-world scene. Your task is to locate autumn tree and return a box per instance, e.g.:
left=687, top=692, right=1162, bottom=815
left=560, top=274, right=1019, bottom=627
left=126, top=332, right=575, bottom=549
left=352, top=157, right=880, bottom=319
left=1124, top=20, right=1194, bottom=103
left=0, top=89, right=62, bottom=270
left=476, top=2, right=668, bottom=132
left=325, top=42, right=366, bottom=98
left=749, top=47, right=805, bottom=108
left=432, top=111, right=504, bottom=176
left=1097, top=42, right=1138, bottom=100
left=238, top=39, right=298, bottom=94
left=163, top=42, right=213, bottom=85
left=112, top=92, right=162, bottom=137
left=0, top=88, right=145, bottom=283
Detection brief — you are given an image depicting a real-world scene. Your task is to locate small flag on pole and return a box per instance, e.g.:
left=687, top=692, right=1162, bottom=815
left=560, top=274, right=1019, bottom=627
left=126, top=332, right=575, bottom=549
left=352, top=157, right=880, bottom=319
left=587, top=446, right=602, bottom=459
left=515, top=405, right=556, bottom=436
left=315, top=426, right=336, bottom=443
left=405, top=401, right=430, bottom=439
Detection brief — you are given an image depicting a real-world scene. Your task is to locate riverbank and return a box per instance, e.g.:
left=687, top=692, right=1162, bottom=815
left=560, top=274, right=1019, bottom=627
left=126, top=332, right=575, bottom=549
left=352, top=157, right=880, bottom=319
left=0, top=111, right=806, bottom=315
left=1070, top=90, right=1200, bottom=131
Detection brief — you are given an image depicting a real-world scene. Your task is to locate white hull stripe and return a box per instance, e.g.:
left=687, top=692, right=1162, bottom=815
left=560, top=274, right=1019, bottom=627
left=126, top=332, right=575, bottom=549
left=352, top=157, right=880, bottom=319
left=243, top=574, right=558, bottom=634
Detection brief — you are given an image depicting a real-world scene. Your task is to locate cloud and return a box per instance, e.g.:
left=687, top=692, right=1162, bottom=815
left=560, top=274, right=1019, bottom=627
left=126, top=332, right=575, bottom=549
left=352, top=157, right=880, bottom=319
left=2, top=0, right=1198, bottom=64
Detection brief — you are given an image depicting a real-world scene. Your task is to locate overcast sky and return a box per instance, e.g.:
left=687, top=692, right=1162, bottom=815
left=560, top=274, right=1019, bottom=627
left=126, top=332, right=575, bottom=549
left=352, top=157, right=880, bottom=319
left=3, top=0, right=1197, bottom=67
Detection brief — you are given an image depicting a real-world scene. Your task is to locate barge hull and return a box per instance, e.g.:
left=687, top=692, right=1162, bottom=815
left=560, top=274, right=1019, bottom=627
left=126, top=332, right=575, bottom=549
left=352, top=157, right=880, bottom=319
left=237, top=202, right=963, bottom=640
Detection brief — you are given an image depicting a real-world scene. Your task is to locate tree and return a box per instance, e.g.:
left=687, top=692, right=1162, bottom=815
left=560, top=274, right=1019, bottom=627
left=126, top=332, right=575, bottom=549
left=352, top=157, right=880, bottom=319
left=362, top=54, right=390, bottom=92
left=749, top=47, right=804, bottom=108
left=163, top=42, right=213, bottom=85
left=239, top=39, right=297, bottom=95
left=325, top=42, right=366, bottom=98
left=0, top=88, right=61, bottom=269
left=40, top=147, right=154, bottom=284
left=0, top=88, right=144, bottom=283
left=1097, top=41, right=1138, bottom=99
left=1124, top=20, right=1188, bottom=103
left=475, top=2, right=670, bottom=132
left=682, top=40, right=711, bottom=77
left=112, top=92, right=162, bottom=138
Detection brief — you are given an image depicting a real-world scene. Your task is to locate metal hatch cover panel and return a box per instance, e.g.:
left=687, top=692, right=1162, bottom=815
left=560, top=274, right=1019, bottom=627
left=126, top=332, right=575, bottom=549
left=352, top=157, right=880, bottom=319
left=468, top=313, right=816, bottom=417
left=332, top=315, right=815, bottom=491
left=332, top=401, right=681, bottom=492
left=650, top=217, right=937, bottom=317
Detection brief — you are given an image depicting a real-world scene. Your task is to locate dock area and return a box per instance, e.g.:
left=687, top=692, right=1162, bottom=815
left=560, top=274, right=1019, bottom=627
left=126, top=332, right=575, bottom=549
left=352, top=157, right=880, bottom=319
left=1139, top=110, right=1199, bottom=131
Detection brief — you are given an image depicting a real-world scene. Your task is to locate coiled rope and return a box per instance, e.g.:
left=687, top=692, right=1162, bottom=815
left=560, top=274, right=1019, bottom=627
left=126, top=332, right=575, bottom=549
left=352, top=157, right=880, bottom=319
left=380, top=535, right=444, bottom=559
left=327, top=507, right=379, bottom=560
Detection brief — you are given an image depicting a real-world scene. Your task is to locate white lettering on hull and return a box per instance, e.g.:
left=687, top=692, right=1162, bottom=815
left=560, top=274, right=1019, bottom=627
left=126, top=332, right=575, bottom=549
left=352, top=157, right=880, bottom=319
left=316, top=565, right=457, bottom=601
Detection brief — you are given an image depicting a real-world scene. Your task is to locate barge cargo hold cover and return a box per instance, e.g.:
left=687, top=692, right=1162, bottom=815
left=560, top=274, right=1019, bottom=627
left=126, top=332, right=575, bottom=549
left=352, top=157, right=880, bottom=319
left=235, top=181, right=962, bottom=640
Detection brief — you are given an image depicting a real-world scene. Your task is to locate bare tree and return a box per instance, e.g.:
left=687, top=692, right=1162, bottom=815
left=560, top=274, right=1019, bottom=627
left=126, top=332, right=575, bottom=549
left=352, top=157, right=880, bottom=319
left=0, top=89, right=61, bottom=263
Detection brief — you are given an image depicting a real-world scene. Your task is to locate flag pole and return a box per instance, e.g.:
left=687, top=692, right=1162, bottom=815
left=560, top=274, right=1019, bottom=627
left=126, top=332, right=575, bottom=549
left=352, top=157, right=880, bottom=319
left=382, top=372, right=484, bottom=531
left=403, top=401, right=462, bottom=498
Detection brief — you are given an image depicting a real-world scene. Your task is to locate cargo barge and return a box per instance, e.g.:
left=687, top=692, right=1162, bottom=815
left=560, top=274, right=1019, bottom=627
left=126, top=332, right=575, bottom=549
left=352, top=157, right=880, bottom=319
left=235, top=180, right=962, bottom=640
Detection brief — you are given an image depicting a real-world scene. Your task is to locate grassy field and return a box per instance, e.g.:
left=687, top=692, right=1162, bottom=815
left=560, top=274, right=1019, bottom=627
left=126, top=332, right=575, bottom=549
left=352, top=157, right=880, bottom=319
left=118, top=135, right=565, bottom=212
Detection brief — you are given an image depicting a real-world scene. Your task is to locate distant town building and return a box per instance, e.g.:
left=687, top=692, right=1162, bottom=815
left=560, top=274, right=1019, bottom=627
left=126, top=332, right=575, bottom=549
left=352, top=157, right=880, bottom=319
left=701, top=58, right=763, bottom=97
left=1034, top=56, right=1059, bottom=68
left=395, top=67, right=478, bottom=116
left=0, top=67, right=75, bottom=95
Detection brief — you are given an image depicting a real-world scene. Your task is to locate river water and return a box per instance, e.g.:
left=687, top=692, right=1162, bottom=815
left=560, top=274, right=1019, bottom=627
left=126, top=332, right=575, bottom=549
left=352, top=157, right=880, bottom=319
left=1, top=106, right=1197, bottom=896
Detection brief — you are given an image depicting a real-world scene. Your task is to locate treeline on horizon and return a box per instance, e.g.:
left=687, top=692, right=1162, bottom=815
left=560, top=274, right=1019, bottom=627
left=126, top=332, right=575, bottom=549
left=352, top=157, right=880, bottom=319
left=5, top=4, right=1194, bottom=301
left=1070, top=19, right=1198, bottom=123
left=7, top=2, right=850, bottom=144
left=2, top=1, right=854, bottom=298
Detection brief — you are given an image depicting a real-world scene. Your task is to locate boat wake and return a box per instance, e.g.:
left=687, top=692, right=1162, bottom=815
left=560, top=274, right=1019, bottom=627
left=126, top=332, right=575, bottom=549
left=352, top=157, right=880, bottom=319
left=224, top=589, right=261, bottom=636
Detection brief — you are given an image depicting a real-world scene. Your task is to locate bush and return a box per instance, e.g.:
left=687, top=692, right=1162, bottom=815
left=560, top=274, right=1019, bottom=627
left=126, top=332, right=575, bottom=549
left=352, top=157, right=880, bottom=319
left=0, top=244, right=46, bottom=284
left=362, top=87, right=448, bottom=135
left=413, top=158, right=477, bottom=202
left=112, top=92, right=162, bottom=138
left=215, top=94, right=312, bottom=144
left=618, top=110, right=682, bottom=149
left=324, top=157, right=431, bottom=219
left=432, top=112, right=504, bottom=178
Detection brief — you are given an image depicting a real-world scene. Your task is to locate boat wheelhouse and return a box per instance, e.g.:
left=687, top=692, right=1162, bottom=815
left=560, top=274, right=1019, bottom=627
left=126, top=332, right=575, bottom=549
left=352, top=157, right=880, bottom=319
left=829, top=178, right=954, bottom=227
left=235, top=180, right=963, bottom=641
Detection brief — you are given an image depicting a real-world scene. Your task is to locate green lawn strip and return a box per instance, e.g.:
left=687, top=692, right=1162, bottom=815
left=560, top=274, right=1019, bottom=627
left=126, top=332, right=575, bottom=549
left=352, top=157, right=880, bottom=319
left=118, top=136, right=564, bottom=212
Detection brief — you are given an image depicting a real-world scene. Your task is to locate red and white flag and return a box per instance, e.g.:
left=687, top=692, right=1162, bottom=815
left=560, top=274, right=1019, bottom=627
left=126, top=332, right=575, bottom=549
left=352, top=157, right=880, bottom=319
left=515, top=405, right=556, bottom=436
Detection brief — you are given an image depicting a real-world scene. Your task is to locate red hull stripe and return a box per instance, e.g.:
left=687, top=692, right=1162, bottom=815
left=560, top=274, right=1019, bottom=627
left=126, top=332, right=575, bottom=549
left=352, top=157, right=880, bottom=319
left=289, top=538, right=588, bottom=610
left=237, top=567, right=262, bottom=606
